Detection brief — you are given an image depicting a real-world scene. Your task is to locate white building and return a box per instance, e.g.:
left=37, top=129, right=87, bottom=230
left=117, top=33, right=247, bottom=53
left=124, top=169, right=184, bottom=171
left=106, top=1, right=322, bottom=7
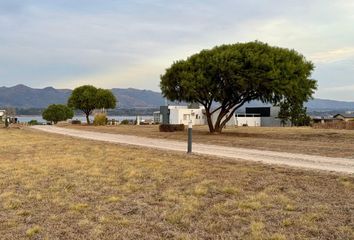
left=237, top=106, right=287, bottom=127
left=160, top=105, right=236, bottom=126
left=168, top=106, right=206, bottom=125
left=153, top=111, right=161, bottom=124
left=0, top=110, right=6, bottom=122
left=236, top=114, right=261, bottom=127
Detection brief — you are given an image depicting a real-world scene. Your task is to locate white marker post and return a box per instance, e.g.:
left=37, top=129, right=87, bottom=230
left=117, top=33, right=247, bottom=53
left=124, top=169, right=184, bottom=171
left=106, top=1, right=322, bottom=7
left=187, top=120, right=192, bottom=153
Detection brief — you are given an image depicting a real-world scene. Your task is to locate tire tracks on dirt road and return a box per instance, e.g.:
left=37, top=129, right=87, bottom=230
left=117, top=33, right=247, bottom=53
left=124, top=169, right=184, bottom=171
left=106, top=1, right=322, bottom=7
left=31, top=125, right=354, bottom=174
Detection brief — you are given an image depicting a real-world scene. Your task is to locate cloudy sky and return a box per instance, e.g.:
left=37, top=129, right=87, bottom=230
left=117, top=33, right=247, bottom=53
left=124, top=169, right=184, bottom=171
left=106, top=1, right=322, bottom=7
left=0, top=0, right=353, bottom=100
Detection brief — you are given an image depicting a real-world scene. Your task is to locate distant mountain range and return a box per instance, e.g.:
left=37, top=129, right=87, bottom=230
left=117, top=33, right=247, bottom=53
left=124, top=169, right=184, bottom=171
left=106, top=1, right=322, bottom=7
left=1, top=84, right=354, bottom=111
left=0, top=84, right=165, bottom=109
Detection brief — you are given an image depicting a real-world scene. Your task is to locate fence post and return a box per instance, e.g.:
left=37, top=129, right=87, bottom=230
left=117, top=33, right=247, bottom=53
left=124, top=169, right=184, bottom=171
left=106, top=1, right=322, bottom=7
left=187, top=121, right=192, bottom=153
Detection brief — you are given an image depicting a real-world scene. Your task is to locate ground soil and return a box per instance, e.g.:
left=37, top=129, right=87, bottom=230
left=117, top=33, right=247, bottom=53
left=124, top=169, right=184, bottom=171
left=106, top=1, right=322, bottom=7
left=63, top=124, right=354, bottom=158
left=33, top=125, right=354, bottom=174
left=0, top=128, right=353, bottom=239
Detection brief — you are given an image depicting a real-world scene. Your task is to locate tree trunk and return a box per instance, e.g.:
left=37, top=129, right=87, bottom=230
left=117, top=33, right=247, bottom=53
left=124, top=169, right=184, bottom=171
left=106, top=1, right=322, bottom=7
left=86, top=114, right=90, bottom=125
left=213, top=108, right=229, bottom=133
left=218, top=106, right=240, bottom=131
left=205, top=110, right=215, bottom=133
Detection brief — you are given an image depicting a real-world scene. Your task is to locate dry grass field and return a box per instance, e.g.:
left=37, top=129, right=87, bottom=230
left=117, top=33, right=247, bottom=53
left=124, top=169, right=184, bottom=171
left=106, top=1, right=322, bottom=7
left=0, top=127, right=353, bottom=239
left=64, top=124, right=354, bottom=158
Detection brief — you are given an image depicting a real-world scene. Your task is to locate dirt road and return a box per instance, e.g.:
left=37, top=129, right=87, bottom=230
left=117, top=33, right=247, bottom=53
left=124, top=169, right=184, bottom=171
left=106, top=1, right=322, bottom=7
left=31, top=125, right=354, bottom=174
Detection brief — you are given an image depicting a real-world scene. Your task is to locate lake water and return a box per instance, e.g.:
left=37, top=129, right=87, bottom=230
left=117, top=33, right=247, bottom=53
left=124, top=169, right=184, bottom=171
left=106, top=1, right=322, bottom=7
left=17, top=115, right=153, bottom=124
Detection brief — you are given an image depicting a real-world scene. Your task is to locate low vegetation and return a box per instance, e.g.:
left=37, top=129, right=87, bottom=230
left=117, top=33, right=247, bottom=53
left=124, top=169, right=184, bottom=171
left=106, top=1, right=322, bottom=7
left=0, top=128, right=353, bottom=239
left=93, top=113, right=108, bottom=126
left=159, top=124, right=185, bottom=132
left=27, top=120, right=40, bottom=126
left=120, top=119, right=130, bottom=125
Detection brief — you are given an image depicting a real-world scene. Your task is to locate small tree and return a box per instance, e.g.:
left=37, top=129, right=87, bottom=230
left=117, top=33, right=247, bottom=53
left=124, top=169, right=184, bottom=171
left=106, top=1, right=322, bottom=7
left=42, top=104, right=74, bottom=124
left=160, top=41, right=317, bottom=133
left=68, top=85, right=117, bottom=124
left=278, top=100, right=311, bottom=126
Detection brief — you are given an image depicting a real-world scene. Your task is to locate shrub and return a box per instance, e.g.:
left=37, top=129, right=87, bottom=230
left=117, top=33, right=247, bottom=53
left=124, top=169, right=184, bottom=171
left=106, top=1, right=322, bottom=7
left=120, top=119, right=130, bottom=125
left=28, top=120, right=40, bottom=125
left=159, top=124, right=185, bottom=132
left=71, top=119, right=81, bottom=125
left=93, top=113, right=108, bottom=126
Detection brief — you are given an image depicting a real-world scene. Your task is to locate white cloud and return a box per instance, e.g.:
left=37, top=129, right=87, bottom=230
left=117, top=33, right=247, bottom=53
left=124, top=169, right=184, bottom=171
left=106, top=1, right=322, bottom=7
left=0, top=0, right=354, bottom=100
left=311, top=48, right=354, bottom=63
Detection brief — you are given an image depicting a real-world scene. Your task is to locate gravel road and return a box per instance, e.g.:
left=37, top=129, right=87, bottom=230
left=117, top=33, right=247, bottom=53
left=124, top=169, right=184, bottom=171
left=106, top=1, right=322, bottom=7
left=31, top=125, right=354, bottom=174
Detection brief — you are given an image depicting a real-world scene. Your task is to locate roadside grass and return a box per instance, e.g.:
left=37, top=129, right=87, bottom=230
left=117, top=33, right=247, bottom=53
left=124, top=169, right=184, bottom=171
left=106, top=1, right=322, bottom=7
left=63, top=124, right=354, bottom=158
left=0, top=128, right=353, bottom=239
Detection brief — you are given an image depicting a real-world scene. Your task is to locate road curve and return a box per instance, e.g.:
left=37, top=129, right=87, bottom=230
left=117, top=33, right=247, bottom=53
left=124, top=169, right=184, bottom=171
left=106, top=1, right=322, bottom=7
left=31, top=125, right=354, bottom=174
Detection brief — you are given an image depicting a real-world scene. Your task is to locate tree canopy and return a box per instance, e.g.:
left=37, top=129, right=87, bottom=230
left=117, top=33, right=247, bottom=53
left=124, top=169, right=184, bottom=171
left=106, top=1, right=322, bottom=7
left=42, top=104, right=74, bottom=124
left=160, top=41, right=317, bottom=133
left=278, top=100, right=311, bottom=127
left=68, top=85, right=117, bottom=124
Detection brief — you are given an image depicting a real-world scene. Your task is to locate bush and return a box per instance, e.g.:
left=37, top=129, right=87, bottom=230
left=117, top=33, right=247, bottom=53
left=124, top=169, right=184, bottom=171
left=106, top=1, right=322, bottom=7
left=28, top=120, right=40, bottom=125
left=71, top=119, right=81, bottom=125
left=120, top=119, right=130, bottom=125
left=93, top=113, right=108, bottom=126
left=159, top=124, right=185, bottom=132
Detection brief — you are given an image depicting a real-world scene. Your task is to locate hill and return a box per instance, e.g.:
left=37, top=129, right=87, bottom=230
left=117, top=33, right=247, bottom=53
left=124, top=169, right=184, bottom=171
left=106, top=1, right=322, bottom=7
left=0, top=85, right=165, bottom=109
left=1, top=85, right=354, bottom=111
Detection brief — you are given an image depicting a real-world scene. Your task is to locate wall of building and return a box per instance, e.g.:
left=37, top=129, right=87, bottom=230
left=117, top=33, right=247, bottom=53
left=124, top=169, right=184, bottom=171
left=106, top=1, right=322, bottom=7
left=0, top=110, right=5, bottom=122
left=236, top=116, right=261, bottom=127
left=211, top=109, right=236, bottom=127
left=261, top=117, right=288, bottom=127
left=169, top=106, right=206, bottom=125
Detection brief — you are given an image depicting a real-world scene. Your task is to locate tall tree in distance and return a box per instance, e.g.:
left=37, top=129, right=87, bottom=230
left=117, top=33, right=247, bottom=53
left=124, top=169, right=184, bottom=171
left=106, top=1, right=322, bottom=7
left=160, top=41, right=317, bottom=133
left=68, top=85, right=117, bottom=124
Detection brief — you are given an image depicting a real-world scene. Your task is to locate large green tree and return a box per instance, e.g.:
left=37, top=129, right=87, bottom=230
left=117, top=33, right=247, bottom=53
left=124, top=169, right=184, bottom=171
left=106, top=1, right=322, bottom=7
left=68, top=85, right=117, bottom=124
left=160, top=41, right=317, bottom=133
left=42, top=104, right=74, bottom=124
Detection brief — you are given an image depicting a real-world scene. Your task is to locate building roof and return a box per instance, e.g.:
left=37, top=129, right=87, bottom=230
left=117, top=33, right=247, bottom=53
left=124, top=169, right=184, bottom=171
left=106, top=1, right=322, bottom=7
left=333, top=113, right=354, bottom=118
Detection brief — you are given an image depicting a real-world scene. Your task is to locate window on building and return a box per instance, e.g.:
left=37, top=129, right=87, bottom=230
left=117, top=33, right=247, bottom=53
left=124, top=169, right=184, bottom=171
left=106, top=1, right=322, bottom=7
left=183, top=114, right=190, bottom=121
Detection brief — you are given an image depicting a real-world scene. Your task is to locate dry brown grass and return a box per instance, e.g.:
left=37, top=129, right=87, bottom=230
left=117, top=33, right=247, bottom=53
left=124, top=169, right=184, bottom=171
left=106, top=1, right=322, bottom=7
left=63, top=124, right=354, bottom=158
left=0, top=128, right=353, bottom=239
left=313, top=121, right=354, bottom=130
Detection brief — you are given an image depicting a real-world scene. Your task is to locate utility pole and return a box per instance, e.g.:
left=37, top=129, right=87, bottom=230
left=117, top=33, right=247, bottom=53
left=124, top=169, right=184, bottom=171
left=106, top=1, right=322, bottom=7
left=187, top=120, right=192, bottom=153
